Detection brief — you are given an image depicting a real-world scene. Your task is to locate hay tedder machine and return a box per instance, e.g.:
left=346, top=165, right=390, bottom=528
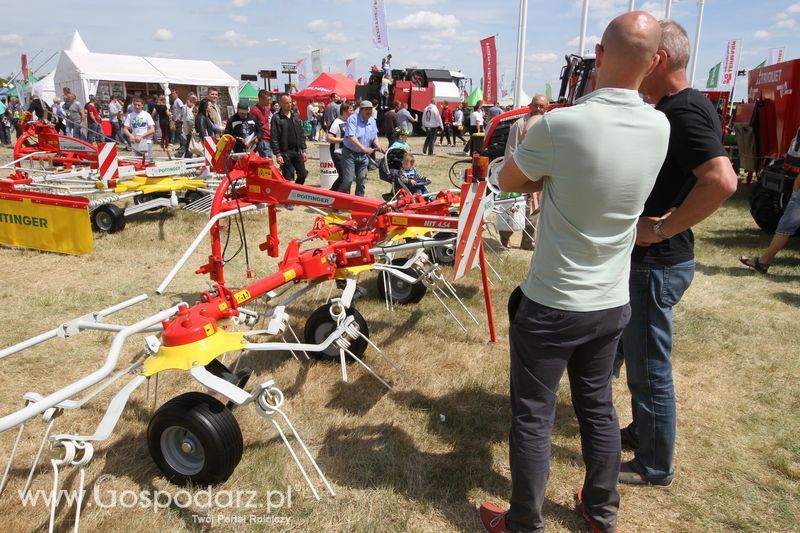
left=0, top=133, right=497, bottom=530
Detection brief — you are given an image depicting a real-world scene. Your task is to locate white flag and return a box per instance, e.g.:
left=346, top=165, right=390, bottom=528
left=768, top=47, right=785, bottom=66
left=720, top=38, right=742, bottom=89
left=311, top=49, right=322, bottom=79
left=296, top=59, right=307, bottom=90
left=370, top=0, right=389, bottom=49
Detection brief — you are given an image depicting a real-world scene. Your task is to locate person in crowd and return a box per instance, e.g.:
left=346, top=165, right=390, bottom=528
left=270, top=92, right=308, bottom=185
left=194, top=98, right=214, bottom=139
left=422, top=99, right=443, bottom=156
left=225, top=101, right=261, bottom=153
left=739, top=129, right=800, bottom=273
left=306, top=101, right=320, bottom=141
left=452, top=102, right=467, bottom=146
left=0, top=97, right=11, bottom=145
left=326, top=101, right=354, bottom=192
left=382, top=101, right=400, bottom=146
left=463, top=103, right=485, bottom=155
left=498, top=94, right=549, bottom=249
left=107, top=95, right=124, bottom=146
left=389, top=127, right=410, bottom=151
left=617, top=19, right=738, bottom=489
left=170, top=89, right=184, bottom=145
left=394, top=152, right=430, bottom=195
left=371, top=99, right=379, bottom=121
left=26, top=90, right=48, bottom=122
left=323, top=92, right=341, bottom=132
left=479, top=12, right=670, bottom=533
left=65, top=94, right=84, bottom=140
left=206, top=87, right=224, bottom=134
left=269, top=100, right=280, bottom=122
left=381, top=53, right=392, bottom=77
left=339, top=100, right=384, bottom=196
left=176, top=95, right=196, bottom=158
left=50, top=97, right=66, bottom=135
left=152, top=94, right=172, bottom=150
left=123, top=97, right=155, bottom=163
left=379, top=74, right=391, bottom=109
left=438, top=101, right=454, bottom=147
left=250, top=89, right=273, bottom=158
left=85, top=95, right=103, bottom=143
left=397, top=101, right=416, bottom=136
left=8, top=97, right=22, bottom=139
left=487, top=101, right=503, bottom=123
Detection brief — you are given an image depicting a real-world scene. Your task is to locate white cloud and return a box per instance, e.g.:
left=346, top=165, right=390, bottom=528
left=527, top=52, right=558, bottom=63
left=390, top=11, right=460, bottom=31
left=308, top=19, right=325, bottom=31
left=153, top=28, right=174, bottom=41
left=776, top=17, right=796, bottom=28
left=322, top=32, right=350, bottom=44
left=0, top=34, right=23, bottom=47
left=222, top=30, right=258, bottom=47
left=788, top=3, right=800, bottom=13
left=753, top=30, right=770, bottom=39
left=567, top=34, right=601, bottom=52
left=420, top=43, right=453, bottom=51
left=229, top=14, right=247, bottom=23
left=231, top=0, right=251, bottom=6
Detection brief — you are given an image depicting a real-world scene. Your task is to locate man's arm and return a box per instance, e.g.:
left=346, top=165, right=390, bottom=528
left=498, top=156, right=544, bottom=194
left=347, top=135, right=372, bottom=154
left=636, top=155, right=738, bottom=245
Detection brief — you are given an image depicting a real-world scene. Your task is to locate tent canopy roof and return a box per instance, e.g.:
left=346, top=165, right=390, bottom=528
left=295, top=73, right=356, bottom=100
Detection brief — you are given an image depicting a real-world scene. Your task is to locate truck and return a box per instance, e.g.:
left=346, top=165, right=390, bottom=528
left=734, top=58, right=800, bottom=234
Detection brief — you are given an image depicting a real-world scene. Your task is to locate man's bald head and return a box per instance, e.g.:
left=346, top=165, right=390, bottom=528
left=595, top=11, right=662, bottom=90
left=529, top=94, right=548, bottom=116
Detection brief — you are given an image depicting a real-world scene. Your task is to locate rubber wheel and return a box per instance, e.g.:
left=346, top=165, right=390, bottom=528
left=148, top=392, right=243, bottom=486
left=376, top=258, right=427, bottom=305
left=91, top=204, right=126, bottom=233
left=184, top=190, right=203, bottom=204
left=429, top=232, right=455, bottom=266
left=303, top=304, right=369, bottom=362
left=749, top=181, right=786, bottom=235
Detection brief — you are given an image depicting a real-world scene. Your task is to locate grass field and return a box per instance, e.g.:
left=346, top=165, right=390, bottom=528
left=0, top=137, right=798, bottom=532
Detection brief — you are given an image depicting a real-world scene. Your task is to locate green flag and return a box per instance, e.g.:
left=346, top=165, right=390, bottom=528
left=467, top=86, right=483, bottom=107
left=545, top=83, right=552, bottom=102
left=706, top=62, right=721, bottom=89
left=755, top=60, right=766, bottom=69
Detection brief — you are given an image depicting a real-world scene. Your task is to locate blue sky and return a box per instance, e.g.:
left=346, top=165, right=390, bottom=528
left=0, top=0, right=797, bottom=102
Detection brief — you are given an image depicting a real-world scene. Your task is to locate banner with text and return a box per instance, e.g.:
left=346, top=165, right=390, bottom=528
left=296, top=59, right=307, bottom=90
left=706, top=62, right=721, bottom=89
left=768, top=47, right=785, bottom=66
left=480, top=36, right=497, bottom=104
left=346, top=58, right=356, bottom=80
left=720, top=38, right=741, bottom=89
left=371, top=0, right=389, bottom=48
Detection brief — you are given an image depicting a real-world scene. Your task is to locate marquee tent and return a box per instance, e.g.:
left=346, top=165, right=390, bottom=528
left=294, top=73, right=356, bottom=120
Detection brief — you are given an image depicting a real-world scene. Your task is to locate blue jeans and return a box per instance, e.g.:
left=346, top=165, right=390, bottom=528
left=622, top=260, right=694, bottom=482
left=87, top=122, right=102, bottom=143
left=339, top=146, right=368, bottom=196
left=776, top=189, right=800, bottom=235
left=256, top=140, right=273, bottom=158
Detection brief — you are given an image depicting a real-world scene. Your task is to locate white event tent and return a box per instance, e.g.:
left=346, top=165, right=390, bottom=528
left=53, top=31, right=237, bottom=111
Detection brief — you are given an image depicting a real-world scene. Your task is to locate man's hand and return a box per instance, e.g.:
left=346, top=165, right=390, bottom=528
left=302, top=151, right=307, bottom=162
left=635, top=210, right=674, bottom=247
left=364, top=147, right=374, bottom=156
left=276, top=154, right=284, bottom=165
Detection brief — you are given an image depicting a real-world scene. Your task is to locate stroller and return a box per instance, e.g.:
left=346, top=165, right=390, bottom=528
left=377, top=147, right=431, bottom=201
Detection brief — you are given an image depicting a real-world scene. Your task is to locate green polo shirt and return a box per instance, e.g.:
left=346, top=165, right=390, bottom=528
left=513, top=88, right=670, bottom=312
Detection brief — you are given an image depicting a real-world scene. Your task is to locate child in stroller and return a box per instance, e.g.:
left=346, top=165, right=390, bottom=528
left=379, top=147, right=431, bottom=199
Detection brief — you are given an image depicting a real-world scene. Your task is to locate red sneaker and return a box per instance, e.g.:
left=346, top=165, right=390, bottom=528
left=479, top=501, right=510, bottom=533
left=575, top=489, right=618, bottom=533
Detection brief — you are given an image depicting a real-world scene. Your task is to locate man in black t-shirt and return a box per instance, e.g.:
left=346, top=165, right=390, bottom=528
left=224, top=101, right=261, bottom=153
left=617, top=20, right=738, bottom=487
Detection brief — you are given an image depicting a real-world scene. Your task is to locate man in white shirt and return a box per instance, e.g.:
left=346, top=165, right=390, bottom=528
left=170, top=89, right=184, bottom=145
left=124, top=97, right=155, bottom=162
left=421, top=99, right=443, bottom=155
left=480, top=11, right=669, bottom=533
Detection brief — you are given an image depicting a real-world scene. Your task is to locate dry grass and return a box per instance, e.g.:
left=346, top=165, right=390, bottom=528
left=0, top=138, right=798, bottom=532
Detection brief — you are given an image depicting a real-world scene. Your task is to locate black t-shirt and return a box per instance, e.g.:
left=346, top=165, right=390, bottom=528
left=632, top=88, right=727, bottom=265
left=153, top=104, right=170, bottom=122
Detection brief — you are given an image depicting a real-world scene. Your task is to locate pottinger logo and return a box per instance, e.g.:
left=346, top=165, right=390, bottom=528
left=287, top=190, right=335, bottom=205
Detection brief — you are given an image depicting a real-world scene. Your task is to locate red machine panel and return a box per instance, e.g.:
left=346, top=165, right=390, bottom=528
left=747, top=59, right=800, bottom=159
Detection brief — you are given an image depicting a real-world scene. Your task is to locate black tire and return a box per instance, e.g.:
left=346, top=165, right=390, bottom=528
left=184, top=190, right=203, bottom=204
left=749, top=181, right=785, bottom=234
left=429, top=232, right=456, bottom=266
left=91, top=204, right=126, bottom=233
left=303, top=304, right=369, bottom=362
left=148, top=392, right=243, bottom=486
left=376, top=258, right=427, bottom=305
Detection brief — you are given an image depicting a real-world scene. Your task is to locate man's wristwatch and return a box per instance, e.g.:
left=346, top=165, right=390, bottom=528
left=653, top=219, right=671, bottom=240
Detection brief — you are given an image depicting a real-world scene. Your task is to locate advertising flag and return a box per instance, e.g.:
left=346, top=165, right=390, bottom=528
left=480, top=36, right=498, bottom=104
left=371, top=0, right=389, bottom=49
left=720, top=39, right=741, bottom=88
left=21, top=54, right=28, bottom=83
left=311, top=49, right=322, bottom=79
left=755, top=60, right=766, bottom=69
left=768, top=47, right=785, bottom=66
left=706, top=62, right=721, bottom=89
left=346, top=58, right=356, bottom=80
left=296, top=59, right=307, bottom=90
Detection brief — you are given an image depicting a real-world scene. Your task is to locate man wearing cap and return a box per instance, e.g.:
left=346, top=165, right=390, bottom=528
left=225, top=101, right=262, bottom=153
left=339, top=100, right=384, bottom=196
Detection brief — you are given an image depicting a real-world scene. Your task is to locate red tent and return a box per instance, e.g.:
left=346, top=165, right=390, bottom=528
left=294, top=73, right=356, bottom=120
